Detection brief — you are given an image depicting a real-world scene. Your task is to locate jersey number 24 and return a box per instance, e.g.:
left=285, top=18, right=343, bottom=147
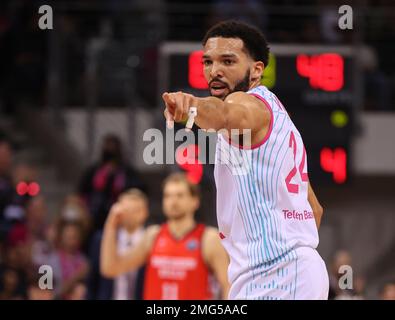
left=285, top=131, right=309, bottom=194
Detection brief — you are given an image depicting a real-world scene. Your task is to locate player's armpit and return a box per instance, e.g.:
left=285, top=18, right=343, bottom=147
left=308, top=183, right=324, bottom=230
left=202, top=227, right=230, bottom=299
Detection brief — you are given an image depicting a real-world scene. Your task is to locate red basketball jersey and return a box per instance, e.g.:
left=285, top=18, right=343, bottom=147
left=143, top=223, right=213, bottom=300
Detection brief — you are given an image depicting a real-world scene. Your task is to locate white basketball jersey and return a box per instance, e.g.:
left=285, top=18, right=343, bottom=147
left=114, top=227, right=145, bottom=300
left=214, top=85, right=319, bottom=299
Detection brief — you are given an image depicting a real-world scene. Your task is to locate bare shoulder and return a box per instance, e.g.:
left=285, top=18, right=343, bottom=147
left=225, top=91, right=271, bottom=127
left=224, top=91, right=259, bottom=104
left=202, top=226, right=221, bottom=247
left=144, top=224, right=161, bottom=247
left=202, top=226, right=229, bottom=269
left=146, top=224, right=160, bottom=232
left=203, top=226, right=219, bottom=237
left=145, top=224, right=161, bottom=238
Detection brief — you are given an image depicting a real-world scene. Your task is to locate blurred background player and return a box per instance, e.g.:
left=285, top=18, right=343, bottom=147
left=112, top=188, right=148, bottom=300
left=101, top=172, right=230, bottom=300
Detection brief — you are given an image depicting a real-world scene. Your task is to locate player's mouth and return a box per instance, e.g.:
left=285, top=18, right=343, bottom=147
left=209, top=81, right=229, bottom=97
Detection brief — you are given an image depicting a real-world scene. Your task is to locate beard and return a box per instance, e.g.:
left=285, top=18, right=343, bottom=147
left=233, top=70, right=251, bottom=93
left=165, top=205, right=187, bottom=220
left=209, top=70, right=251, bottom=100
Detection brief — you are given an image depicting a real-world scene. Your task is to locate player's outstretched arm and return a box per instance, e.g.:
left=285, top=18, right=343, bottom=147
left=308, top=182, right=324, bottom=230
left=162, top=91, right=270, bottom=146
left=202, top=227, right=231, bottom=300
left=100, top=203, right=159, bottom=278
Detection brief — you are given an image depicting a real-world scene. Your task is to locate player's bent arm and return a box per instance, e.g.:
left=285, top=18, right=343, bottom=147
left=202, top=227, right=231, bottom=300
left=197, top=92, right=269, bottom=139
left=308, top=182, right=324, bottom=230
left=163, top=91, right=270, bottom=145
left=100, top=223, right=159, bottom=278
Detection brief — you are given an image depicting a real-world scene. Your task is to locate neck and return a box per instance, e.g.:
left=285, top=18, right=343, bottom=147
left=249, top=79, right=261, bottom=90
left=167, top=214, right=196, bottom=239
left=123, top=225, right=140, bottom=234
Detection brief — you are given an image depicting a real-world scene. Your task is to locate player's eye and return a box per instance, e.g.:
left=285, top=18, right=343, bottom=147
left=223, top=59, right=234, bottom=65
left=203, top=60, right=212, bottom=66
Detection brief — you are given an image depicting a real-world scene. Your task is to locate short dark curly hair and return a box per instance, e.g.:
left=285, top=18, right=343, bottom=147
left=202, top=20, right=270, bottom=67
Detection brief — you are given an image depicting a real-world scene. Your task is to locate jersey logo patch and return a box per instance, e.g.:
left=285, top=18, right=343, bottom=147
left=186, top=239, right=198, bottom=251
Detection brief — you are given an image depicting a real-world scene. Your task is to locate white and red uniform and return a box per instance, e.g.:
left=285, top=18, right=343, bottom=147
left=214, top=85, right=329, bottom=300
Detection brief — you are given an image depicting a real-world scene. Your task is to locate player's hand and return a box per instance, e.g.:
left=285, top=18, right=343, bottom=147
left=162, top=91, right=198, bottom=127
left=106, top=202, right=124, bottom=227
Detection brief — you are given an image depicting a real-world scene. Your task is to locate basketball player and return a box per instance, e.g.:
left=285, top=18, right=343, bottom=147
left=100, top=172, right=230, bottom=300
left=113, top=189, right=148, bottom=300
left=162, top=20, right=329, bottom=300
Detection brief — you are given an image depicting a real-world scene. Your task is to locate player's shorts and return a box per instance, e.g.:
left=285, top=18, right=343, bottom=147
left=229, top=246, right=329, bottom=300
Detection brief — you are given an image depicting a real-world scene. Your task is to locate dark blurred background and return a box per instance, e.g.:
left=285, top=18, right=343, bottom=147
left=0, top=0, right=394, bottom=300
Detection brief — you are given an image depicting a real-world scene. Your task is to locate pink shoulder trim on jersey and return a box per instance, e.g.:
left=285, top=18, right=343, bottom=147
left=224, top=92, right=273, bottom=150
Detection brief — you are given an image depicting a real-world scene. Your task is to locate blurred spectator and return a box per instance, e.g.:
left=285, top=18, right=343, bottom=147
left=24, top=196, right=54, bottom=272
left=0, top=138, right=13, bottom=266
left=5, top=223, right=34, bottom=287
left=0, top=137, right=12, bottom=175
left=78, top=134, right=145, bottom=232
left=329, top=249, right=351, bottom=299
left=208, top=0, right=267, bottom=33
left=25, top=196, right=47, bottom=241
left=0, top=138, right=13, bottom=224
left=12, top=163, right=38, bottom=189
left=328, top=249, right=365, bottom=300
left=299, top=19, right=323, bottom=43
left=0, top=0, right=47, bottom=114
left=166, top=0, right=211, bottom=41
left=379, top=281, right=395, bottom=300
left=27, top=280, right=54, bottom=300
left=85, top=229, right=113, bottom=299
left=317, top=0, right=350, bottom=44
left=68, top=281, right=87, bottom=300
left=0, top=244, right=30, bottom=299
left=49, top=222, right=89, bottom=300
left=1, top=163, right=39, bottom=241
left=0, top=267, right=25, bottom=300
left=56, top=194, right=92, bottom=249
left=353, top=276, right=366, bottom=300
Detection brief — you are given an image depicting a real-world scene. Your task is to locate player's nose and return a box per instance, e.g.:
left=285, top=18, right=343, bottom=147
left=209, top=61, right=224, bottom=79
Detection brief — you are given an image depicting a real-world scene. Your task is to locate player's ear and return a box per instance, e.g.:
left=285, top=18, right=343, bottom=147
left=251, top=61, right=264, bottom=82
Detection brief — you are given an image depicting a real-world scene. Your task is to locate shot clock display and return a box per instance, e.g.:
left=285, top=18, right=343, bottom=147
left=159, top=43, right=360, bottom=185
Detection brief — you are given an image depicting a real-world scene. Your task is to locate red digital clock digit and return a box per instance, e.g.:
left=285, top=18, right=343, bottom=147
left=188, top=50, right=208, bottom=89
left=296, top=53, right=344, bottom=92
left=320, top=147, right=347, bottom=184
